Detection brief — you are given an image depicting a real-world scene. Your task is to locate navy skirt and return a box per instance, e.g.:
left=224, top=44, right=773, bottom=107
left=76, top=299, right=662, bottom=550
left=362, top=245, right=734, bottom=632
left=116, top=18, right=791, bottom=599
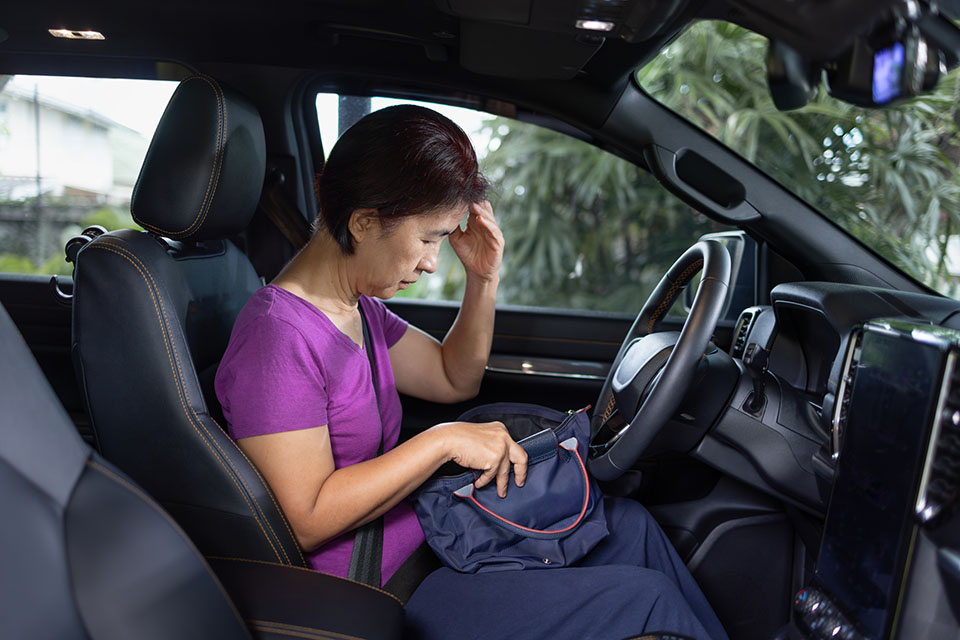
left=404, top=497, right=729, bottom=640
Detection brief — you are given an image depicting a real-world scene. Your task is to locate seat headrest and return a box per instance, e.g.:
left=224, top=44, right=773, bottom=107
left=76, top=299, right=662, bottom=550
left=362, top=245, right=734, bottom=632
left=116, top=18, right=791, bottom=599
left=131, top=75, right=266, bottom=241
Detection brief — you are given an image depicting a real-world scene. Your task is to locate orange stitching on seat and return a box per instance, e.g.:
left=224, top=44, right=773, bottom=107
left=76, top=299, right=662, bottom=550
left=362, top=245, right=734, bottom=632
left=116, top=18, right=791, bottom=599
left=646, top=258, right=703, bottom=335
left=182, top=76, right=228, bottom=238
left=249, top=619, right=364, bottom=640
left=88, top=242, right=284, bottom=563
left=94, top=240, right=290, bottom=563
left=205, top=556, right=404, bottom=606
left=248, top=627, right=335, bottom=640
left=117, top=243, right=289, bottom=564
left=86, top=460, right=249, bottom=629
left=211, top=415, right=306, bottom=566
left=132, top=75, right=226, bottom=238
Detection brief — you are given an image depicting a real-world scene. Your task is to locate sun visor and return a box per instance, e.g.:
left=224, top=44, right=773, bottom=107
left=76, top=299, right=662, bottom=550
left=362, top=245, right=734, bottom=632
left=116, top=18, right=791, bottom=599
left=459, top=20, right=602, bottom=79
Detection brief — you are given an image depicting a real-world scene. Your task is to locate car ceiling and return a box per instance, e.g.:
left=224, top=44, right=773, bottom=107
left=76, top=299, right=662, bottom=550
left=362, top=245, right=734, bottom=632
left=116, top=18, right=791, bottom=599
left=0, top=0, right=944, bottom=294
left=1, top=0, right=908, bottom=89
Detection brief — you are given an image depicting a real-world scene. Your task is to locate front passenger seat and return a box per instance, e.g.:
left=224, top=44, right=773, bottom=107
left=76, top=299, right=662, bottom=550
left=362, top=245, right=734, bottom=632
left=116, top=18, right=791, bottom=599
left=1, top=300, right=404, bottom=639
left=72, top=75, right=304, bottom=566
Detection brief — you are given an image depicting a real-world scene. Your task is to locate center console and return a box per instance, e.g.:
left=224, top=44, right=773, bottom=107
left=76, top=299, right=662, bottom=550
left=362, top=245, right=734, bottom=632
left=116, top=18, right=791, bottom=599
left=790, top=319, right=960, bottom=640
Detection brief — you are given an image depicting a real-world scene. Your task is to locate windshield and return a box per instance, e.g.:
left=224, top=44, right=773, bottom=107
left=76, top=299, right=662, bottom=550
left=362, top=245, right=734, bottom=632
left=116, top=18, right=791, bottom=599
left=638, top=20, right=960, bottom=300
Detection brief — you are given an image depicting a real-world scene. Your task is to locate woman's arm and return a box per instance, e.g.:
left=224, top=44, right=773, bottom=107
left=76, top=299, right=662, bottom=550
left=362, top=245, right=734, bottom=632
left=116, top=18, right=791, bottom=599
left=237, top=417, right=526, bottom=551
left=389, top=200, right=502, bottom=403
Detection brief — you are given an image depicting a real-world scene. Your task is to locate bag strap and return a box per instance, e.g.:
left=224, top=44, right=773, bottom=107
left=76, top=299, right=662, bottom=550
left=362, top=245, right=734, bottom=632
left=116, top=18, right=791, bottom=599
left=347, top=303, right=384, bottom=587
left=453, top=437, right=592, bottom=540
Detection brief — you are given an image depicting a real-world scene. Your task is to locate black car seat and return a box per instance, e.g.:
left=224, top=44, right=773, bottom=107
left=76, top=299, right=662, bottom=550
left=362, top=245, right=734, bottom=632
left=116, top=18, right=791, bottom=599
left=71, top=75, right=304, bottom=566
left=1, top=300, right=404, bottom=639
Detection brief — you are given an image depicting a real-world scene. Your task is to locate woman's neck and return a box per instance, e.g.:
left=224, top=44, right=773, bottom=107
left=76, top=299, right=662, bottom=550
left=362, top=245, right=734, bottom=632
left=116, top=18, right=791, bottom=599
left=272, top=230, right=360, bottom=316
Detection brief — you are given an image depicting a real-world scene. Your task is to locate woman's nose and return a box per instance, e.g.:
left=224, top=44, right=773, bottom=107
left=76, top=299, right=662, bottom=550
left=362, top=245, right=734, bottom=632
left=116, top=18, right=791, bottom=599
left=419, top=247, right=439, bottom=274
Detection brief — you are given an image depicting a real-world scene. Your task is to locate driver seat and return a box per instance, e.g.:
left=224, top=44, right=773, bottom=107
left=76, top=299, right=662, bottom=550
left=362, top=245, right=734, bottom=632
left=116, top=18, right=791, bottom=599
left=71, top=75, right=305, bottom=566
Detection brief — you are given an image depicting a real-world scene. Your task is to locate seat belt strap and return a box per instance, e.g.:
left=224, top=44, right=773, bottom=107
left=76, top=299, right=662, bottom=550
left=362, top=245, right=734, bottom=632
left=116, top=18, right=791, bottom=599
left=347, top=304, right=384, bottom=587
left=256, top=167, right=312, bottom=250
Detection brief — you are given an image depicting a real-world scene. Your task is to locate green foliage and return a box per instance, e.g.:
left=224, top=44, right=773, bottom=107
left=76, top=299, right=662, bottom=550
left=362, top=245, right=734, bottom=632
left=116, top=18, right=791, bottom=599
left=0, top=253, right=39, bottom=274
left=0, top=205, right=138, bottom=275
left=40, top=252, right=74, bottom=276
left=475, top=119, right=726, bottom=312
left=82, top=207, right=141, bottom=232
left=640, top=20, right=960, bottom=298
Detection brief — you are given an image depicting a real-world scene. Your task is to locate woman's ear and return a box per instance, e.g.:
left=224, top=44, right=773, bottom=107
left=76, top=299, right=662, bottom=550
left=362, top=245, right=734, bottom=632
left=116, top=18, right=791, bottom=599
left=348, top=208, right=379, bottom=245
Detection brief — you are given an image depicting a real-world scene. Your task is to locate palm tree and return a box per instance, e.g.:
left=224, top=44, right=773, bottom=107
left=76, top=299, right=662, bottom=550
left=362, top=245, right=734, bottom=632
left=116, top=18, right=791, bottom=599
left=480, top=117, right=726, bottom=312
left=640, top=20, right=960, bottom=297
left=418, top=20, right=960, bottom=307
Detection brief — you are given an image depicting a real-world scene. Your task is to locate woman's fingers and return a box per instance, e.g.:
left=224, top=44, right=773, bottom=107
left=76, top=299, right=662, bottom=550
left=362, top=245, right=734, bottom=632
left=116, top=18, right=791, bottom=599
left=510, top=440, right=528, bottom=488
left=471, top=199, right=495, bottom=220
left=444, top=420, right=525, bottom=497
left=474, top=465, right=497, bottom=490
left=449, top=200, right=503, bottom=283
left=495, top=455, right=512, bottom=498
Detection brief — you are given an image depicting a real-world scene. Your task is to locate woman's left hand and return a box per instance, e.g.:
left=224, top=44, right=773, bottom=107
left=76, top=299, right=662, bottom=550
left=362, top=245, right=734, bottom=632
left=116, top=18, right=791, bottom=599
left=449, top=200, right=503, bottom=283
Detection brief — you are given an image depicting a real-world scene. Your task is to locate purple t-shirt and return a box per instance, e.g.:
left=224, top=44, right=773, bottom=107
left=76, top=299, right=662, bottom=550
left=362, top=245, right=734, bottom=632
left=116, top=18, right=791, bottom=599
left=214, top=284, right=425, bottom=584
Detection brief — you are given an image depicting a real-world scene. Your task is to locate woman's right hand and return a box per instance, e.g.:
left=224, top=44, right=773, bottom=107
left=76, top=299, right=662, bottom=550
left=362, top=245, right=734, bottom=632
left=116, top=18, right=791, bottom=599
left=433, top=421, right=528, bottom=498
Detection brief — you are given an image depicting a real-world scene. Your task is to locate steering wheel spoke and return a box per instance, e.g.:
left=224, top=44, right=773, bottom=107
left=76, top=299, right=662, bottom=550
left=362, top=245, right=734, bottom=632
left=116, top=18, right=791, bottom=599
left=588, top=240, right=732, bottom=481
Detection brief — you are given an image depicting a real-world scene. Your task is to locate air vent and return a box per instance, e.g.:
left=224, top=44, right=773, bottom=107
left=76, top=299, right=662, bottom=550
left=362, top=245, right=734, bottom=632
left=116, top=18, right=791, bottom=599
left=917, top=351, right=960, bottom=523
left=730, top=308, right=757, bottom=358
left=831, top=330, right=863, bottom=460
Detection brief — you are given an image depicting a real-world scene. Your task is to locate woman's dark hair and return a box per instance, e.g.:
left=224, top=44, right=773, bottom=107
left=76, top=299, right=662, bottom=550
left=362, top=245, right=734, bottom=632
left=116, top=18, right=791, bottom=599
left=314, top=104, right=489, bottom=254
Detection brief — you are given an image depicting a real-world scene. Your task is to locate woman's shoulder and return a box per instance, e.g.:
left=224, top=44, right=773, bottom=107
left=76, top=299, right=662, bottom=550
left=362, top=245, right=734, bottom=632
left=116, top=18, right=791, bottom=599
left=218, top=289, right=328, bottom=395
left=225, top=287, right=321, bottom=360
left=235, top=285, right=319, bottom=333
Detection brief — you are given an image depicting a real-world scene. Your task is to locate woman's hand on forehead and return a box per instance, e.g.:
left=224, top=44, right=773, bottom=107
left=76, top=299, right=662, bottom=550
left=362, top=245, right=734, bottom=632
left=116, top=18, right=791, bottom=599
left=449, top=200, right=504, bottom=283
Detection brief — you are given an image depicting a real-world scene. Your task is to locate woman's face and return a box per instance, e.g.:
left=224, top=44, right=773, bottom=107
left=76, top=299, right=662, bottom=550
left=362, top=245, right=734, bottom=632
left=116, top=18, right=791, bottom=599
left=354, top=205, right=466, bottom=299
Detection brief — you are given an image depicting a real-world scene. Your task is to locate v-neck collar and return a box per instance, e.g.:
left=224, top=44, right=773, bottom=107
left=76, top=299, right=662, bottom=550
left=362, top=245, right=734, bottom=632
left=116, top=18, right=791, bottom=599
left=267, top=284, right=366, bottom=352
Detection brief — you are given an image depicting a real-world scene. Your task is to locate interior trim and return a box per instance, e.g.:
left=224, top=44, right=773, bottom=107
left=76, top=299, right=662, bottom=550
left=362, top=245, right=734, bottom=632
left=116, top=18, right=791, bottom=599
left=686, top=513, right=787, bottom=574
left=486, top=355, right=608, bottom=381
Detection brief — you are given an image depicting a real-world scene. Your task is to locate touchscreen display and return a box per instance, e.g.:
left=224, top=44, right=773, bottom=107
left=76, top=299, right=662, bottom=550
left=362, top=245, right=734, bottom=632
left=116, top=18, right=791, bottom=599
left=816, top=329, right=940, bottom=639
left=873, top=42, right=905, bottom=104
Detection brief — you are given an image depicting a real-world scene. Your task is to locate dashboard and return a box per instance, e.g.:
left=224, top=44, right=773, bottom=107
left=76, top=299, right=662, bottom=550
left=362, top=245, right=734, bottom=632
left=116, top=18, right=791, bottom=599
left=708, top=282, right=960, bottom=640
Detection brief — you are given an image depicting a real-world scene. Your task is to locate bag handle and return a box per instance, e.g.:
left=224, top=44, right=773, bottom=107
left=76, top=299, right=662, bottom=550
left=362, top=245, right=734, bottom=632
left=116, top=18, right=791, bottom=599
left=453, top=437, right=591, bottom=540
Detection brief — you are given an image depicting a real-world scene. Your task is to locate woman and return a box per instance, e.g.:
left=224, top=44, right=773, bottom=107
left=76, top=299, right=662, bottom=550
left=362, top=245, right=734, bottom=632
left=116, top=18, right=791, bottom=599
left=216, top=105, right=728, bottom=640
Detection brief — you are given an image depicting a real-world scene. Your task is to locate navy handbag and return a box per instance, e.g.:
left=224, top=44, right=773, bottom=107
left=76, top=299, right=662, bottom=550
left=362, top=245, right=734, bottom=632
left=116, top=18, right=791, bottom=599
left=413, top=403, right=609, bottom=573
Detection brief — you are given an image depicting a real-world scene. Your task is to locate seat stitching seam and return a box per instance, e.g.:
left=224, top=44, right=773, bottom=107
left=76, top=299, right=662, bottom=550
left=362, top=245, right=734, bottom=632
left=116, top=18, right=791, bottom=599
left=646, top=258, right=703, bottom=334
left=247, top=624, right=357, bottom=640
left=184, top=76, right=228, bottom=237
left=210, top=415, right=306, bottom=565
left=135, top=75, right=224, bottom=236
left=248, top=619, right=363, bottom=640
left=132, top=241, right=290, bottom=562
left=88, top=242, right=284, bottom=563
left=85, top=460, right=250, bottom=629
left=205, top=556, right=403, bottom=605
left=94, top=240, right=288, bottom=563
left=133, top=75, right=226, bottom=237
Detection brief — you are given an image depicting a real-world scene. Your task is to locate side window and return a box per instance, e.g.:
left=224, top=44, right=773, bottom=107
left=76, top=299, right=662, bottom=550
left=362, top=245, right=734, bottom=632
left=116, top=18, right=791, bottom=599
left=316, top=93, right=730, bottom=314
left=0, top=75, right=178, bottom=275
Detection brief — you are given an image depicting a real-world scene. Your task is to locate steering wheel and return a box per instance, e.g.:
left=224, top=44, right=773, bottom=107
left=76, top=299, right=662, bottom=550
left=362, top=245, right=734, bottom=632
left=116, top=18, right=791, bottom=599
left=587, top=240, right=731, bottom=481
